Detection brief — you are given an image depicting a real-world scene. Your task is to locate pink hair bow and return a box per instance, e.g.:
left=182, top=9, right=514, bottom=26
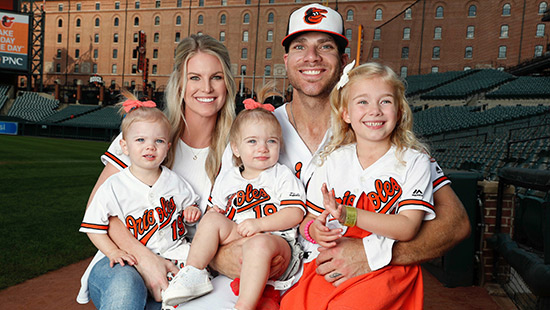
left=123, top=99, right=156, bottom=113
left=243, top=98, right=275, bottom=112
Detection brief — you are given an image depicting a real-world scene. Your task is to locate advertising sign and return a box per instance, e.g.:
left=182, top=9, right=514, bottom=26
left=0, top=121, right=18, bottom=135
left=0, top=11, right=29, bottom=72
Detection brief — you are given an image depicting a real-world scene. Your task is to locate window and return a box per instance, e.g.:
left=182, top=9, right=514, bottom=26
left=372, top=47, right=380, bottom=59
left=468, top=5, right=476, bottom=17
left=114, top=33, right=119, bottom=43
left=58, top=19, right=64, bottom=28
left=93, top=64, right=97, bottom=74
left=175, top=32, right=181, bottom=42
left=135, top=1, right=140, bottom=9
left=57, top=34, right=62, bottom=43
left=56, top=63, right=61, bottom=73
left=134, top=33, right=139, bottom=43
left=345, top=47, right=351, bottom=57
left=435, top=6, right=444, bottom=18
left=346, top=29, right=353, bottom=41
left=502, top=4, right=511, bottom=16
left=74, top=64, right=79, bottom=73
left=404, top=8, right=412, bottom=19
left=198, top=15, right=203, bottom=25
left=176, top=16, right=182, bottom=25
left=241, top=65, right=246, bottom=75
left=56, top=49, right=62, bottom=58
left=265, top=65, right=271, bottom=76
left=268, top=12, right=274, bottom=23
left=267, top=30, right=273, bottom=42
left=245, top=0, right=250, bottom=4
left=498, top=45, right=507, bottom=58
left=114, top=17, right=119, bottom=26
left=155, top=16, right=160, bottom=26
left=464, top=46, right=473, bottom=59
left=115, top=2, right=120, bottom=9
left=374, top=28, right=381, bottom=40
left=220, top=14, right=226, bottom=24
left=535, top=45, right=543, bottom=57
left=76, top=3, right=81, bottom=11
left=154, top=33, right=159, bottom=42
left=156, top=0, right=161, bottom=8
left=152, top=64, right=158, bottom=74
left=243, top=13, right=250, bottom=24
left=75, top=34, right=81, bottom=43
left=199, top=0, right=204, bottom=6
left=219, top=31, right=225, bottom=42
left=134, top=17, right=139, bottom=26
left=94, top=34, right=99, bottom=43
left=375, top=8, right=382, bottom=20
left=95, top=2, right=100, bottom=10
left=243, top=31, right=249, bottom=42
left=434, top=26, right=441, bottom=39
left=539, top=2, right=548, bottom=14
left=467, top=26, right=475, bottom=38
left=177, top=0, right=182, bottom=7
left=113, top=49, right=118, bottom=58
left=112, top=64, right=117, bottom=74
left=153, top=49, right=158, bottom=58
left=346, top=9, right=354, bottom=21
left=268, top=0, right=274, bottom=3
left=93, top=49, right=98, bottom=58
left=266, top=48, right=272, bottom=59
left=500, top=25, right=509, bottom=38
left=403, top=27, right=410, bottom=40
left=95, top=18, right=100, bottom=27
left=431, top=66, right=439, bottom=73
left=401, top=47, right=409, bottom=59
left=132, top=49, right=138, bottom=58
left=432, top=46, right=440, bottom=59
left=76, top=18, right=82, bottom=27
left=222, top=0, right=227, bottom=5
left=536, top=24, right=545, bottom=37
left=241, top=48, right=248, bottom=59
left=400, top=66, right=407, bottom=77
left=132, top=64, right=137, bottom=74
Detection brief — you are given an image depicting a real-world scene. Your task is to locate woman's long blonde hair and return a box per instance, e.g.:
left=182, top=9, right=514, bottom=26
left=321, top=62, right=428, bottom=163
left=163, top=34, right=236, bottom=183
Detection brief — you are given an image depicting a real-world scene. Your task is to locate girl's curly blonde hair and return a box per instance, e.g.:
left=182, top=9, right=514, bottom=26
left=320, top=62, right=428, bottom=164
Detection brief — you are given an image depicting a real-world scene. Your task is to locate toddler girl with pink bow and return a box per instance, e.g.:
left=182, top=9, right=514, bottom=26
left=162, top=102, right=306, bottom=310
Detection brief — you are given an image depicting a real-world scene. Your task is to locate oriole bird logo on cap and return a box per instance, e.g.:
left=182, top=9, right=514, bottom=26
left=303, top=7, right=327, bottom=25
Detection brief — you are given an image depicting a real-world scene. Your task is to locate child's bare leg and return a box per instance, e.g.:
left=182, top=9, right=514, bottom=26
left=235, top=234, right=291, bottom=310
left=186, top=211, right=241, bottom=269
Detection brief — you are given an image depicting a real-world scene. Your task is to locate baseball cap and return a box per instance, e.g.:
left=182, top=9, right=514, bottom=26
left=282, top=3, right=348, bottom=52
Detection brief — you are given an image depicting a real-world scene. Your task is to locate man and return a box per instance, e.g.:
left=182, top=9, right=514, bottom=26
left=188, top=3, right=470, bottom=308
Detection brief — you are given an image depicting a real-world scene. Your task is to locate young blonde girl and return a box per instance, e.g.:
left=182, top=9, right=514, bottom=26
left=78, top=96, right=201, bottom=309
left=280, top=62, right=435, bottom=310
left=163, top=103, right=306, bottom=310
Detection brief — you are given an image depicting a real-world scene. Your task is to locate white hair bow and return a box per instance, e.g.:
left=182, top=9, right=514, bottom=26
left=336, top=60, right=356, bottom=90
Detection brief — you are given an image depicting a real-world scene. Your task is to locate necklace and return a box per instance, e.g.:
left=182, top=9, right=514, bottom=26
left=188, top=145, right=206, bottom=160
left=290, top=102, right=298, bottom=131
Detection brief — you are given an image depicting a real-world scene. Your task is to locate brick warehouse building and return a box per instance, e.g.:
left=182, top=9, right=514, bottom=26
left=37, top=0, right=549, bottom=96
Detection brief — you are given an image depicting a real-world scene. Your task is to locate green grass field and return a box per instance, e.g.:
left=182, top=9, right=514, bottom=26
left=0, top=135, right=109, bottom=290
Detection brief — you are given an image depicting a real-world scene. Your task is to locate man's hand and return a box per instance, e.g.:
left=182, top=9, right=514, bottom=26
left=315, top=237, right=371, bottom=287
left=134, top=252, right=179, bottom=302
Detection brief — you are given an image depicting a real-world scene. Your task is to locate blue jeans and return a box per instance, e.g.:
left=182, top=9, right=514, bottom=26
left=88, top=256, right=161, bottom=310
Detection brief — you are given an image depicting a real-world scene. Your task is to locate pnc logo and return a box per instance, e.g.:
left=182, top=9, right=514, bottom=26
left=1, top=16, right=14, bottom=28
left=303, top=7, right=327, bottom=25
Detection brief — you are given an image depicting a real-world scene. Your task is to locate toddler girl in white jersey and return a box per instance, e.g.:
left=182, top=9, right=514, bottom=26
left=163, top=100, right=306, bottom=310
left=281, top=61, right=435, bottom=310
left=78, top=95, right=201, bottom=308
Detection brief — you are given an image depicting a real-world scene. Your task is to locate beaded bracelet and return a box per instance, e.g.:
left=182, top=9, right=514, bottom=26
left=344, top=206, right=357, bottom=227
left=304, top=219, right=317, bottom=244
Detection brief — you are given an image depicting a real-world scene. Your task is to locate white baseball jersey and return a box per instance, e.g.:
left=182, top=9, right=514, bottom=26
left=208, top=163, right=306, bottom=242
left=77, top=166, right=199, bottom=304
left=307, top=144, right=435, bottom=222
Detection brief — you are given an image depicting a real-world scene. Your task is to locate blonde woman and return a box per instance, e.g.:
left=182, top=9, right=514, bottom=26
left=78, top=34, right=236, bottom=310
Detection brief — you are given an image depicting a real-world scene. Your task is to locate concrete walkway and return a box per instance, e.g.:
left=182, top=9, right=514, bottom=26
left=0, top=257, right=516, bottom=310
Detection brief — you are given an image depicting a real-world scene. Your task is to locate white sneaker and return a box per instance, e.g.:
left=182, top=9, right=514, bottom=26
left=162, top=266, right=213, bottom=306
